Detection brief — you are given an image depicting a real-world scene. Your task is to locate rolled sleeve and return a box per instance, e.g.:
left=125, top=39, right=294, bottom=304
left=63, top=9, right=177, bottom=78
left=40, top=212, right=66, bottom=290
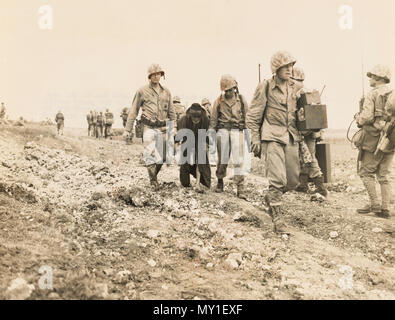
left=357, top=92, right=375, bottom=126
left=125, top=91, right=142, bottom=132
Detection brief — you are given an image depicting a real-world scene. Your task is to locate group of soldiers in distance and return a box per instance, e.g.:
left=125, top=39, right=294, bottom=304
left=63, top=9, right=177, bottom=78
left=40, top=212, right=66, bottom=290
left=86, top=109, right=115, bottom=139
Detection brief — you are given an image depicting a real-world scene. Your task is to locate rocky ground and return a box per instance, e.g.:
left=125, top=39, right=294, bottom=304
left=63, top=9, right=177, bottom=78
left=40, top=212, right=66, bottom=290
left=0, top=123, right=394, bottom=300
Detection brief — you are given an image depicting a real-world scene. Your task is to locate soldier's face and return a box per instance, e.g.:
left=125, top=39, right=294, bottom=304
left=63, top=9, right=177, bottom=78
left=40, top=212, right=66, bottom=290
left=277, top=64, right=293, bottom=81
left=150, top=72, right=162, bottom=84
left=224, top=88, right=235, bottom=99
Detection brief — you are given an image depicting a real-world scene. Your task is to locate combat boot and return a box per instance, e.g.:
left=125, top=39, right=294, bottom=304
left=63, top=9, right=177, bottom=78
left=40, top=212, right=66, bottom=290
left=312, top=175, right=328, bottom=197
left=295, top=174, right=309, bottom=193
left=147, top=165, right=160, bottom=191
left=357, top=177, right=381, bottom=214
left=215, top=179, right=224, bottom=193
left=270, top=205, right=290, bottom=234
left=376, top=183, right=391, bottom=218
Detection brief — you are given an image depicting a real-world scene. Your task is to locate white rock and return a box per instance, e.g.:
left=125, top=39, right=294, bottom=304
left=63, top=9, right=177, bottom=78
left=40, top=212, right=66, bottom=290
left=206, top=263, right=214, bottom=268
left=6, top=278, right=35, bottom=300
left=372, top=228, right=383, bottom=233
left=329, top=231, right=339, bottom=239
left=225, top=258, right=239, bottom=269
left=147, top=229, right=160, bottom=238
left=147, top=259, right=157, bottom=267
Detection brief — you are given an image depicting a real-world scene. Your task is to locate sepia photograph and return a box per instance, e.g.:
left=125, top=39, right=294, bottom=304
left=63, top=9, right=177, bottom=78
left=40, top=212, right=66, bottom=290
left=0, top=0, right=394, bottom=305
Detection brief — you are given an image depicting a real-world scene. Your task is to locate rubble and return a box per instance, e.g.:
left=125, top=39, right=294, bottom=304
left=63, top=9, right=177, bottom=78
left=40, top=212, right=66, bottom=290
left=5, top=278, right=35, bottom=300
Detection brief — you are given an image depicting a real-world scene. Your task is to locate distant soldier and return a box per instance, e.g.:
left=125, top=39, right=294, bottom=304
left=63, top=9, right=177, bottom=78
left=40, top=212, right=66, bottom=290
left=246, top=51, right=301, bottom=234
left=173, top=96, right=186, bottom=123
left=55, top=110, right=64, bottom=135
left=86, top=111, right=93, bottom=136
left=201, top=98, right=212, bottom=119
left=0, top=103, right=5, bottom=120
left=96, top=112, right=104, bottom=138
left=355, top=65, right=393, bottom=218
left=104, top=108, right=114, bottom=139
left=292, top=67, right=328, bottom=197
left=123, top=63, right=176, bottom=190
left=91, top=110, right=98, bottom=138
left=176, top=103, right=211, bottom=190
left=210, top=74, right=249, bottom=199
left=120, top=107, right=129, bottom=128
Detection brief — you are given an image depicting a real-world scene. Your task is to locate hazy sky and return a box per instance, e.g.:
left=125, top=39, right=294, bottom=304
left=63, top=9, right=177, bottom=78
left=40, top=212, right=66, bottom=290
left=1, top=0, right=394, bottom=128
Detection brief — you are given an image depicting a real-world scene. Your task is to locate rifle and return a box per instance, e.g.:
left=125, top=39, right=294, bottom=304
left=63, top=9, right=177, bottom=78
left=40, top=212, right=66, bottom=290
left=374, top=119, right=395, bottom=155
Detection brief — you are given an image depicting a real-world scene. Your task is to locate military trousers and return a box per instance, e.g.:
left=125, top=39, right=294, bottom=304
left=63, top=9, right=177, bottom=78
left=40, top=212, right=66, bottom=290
left=216, top=129, right=251, bottom=185
left=300, top=135, right=323, bottom=178
left=142, top=126, right=169, bottom=167
left=359, top=150, right=394, bottom=184
left=261, top=135, right=300, bottom=205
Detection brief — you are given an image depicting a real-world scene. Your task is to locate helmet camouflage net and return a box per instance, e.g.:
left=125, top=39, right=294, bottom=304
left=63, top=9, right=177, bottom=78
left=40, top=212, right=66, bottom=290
left=367, top=65, right=391, bottom=83
left=271, top=51, right=296, bottom=74
left=220, top=74, right=238, bottom=91
left=201, top=98, right=210, bottom=106
left=173, top=96, right=181, bottom=103
left=291, top=67, right=305, bottom=81
left=147, top=63, right=165, bottom=79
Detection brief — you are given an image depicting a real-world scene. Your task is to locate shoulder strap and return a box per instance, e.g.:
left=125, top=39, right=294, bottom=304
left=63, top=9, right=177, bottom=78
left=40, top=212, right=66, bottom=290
left=239, top=94, right=245, bottom=123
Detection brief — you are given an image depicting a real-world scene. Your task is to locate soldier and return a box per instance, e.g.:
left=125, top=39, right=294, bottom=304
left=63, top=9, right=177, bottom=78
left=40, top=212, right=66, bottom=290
left=355, top=65, right=393, bottom=218
left=122, top=63, right=176, bottom=190
left=0, top=103, right=5, bottom=120
left=176, top=103, right=211, bottom=190
left=120, top=107, right=129, bottom=128
left=91, top=110, right=98, bottom=138
left=210, top=74, right=249, bottom=199
left=201, top=98, right=212, bottom=119
left=97, top=112, right=105, bottom=138
left=173, top=96, right=186, bottom=123
left=86, top=111, right=93, bottom=136
left=104, top=108, right=114, bottom=139
left=55, top=110, right=64, bottom=135
left=292, top=67, right=328, bottom=197
left=246, top=51, right=301, bottom=234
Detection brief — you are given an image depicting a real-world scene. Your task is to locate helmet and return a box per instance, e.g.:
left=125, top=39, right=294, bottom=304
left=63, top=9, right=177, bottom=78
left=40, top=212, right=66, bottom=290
left=291, top=67, right=305, bottom=81
left=386, top=91, right=395, bottom=116
left=271, top=51, right=296, bottom=74
left=173, top=96, right=181, bottom=103
left=220, top=74, right=237, bottom=91
left=201, top=98, right=210, bottom=106
left=367, top=65, right=391, bottom=83
left=147, top=63, right=165, bottom=79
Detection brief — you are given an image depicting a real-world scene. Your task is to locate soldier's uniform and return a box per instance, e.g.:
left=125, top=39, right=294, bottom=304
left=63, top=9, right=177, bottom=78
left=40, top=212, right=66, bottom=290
left=91, top=111, right=98, bottom=138
left=246, top=51, right=301, bottom=233
left=124, top=64, right=176, bottom=189
left=355, top=65, right=393, bottom=218
left=210, top=74, right=250, bottom=199
left=55, top=111, right=64, bottom=135
left=87, top=112, right=93, bottom=136
left=173, top=96, right=186, bottom=124
left=292, top=67, right=327, bottom=197
left=121, top=107, right=129, bottom=128
left=0, top=103, right=5, bottom=120
left=97, top=112, right=104, bottom=138
left=201, top=98, right=212, bottom=119
left=104, top=109, right=114, bottom=138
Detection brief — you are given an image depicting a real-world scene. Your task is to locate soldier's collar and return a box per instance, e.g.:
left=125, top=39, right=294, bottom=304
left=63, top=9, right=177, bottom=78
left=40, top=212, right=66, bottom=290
left=220, top=93, right=240, bottom=103
left=272, top=75, right=294, bottom=89
left=149, top=82, right=164, bottom=91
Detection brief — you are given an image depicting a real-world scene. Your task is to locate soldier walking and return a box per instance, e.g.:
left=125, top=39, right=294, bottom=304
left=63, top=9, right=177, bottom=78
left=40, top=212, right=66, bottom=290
left=55, top=110, right=64, bottom=135
left=201, top=98, right=212, bottom=119
left=246, top=51, right=301, bottom=234
left=123, top=64, right=176, bottom=190
left=97, top=112, right=104, bottom=138
left=104, top=108, right=114, bottom=139
left=173, top=96, right=186, bottom=124
left=292, top=67, right=328, bottom=197
left=87, top=111, right=93, bottom=136
left=210, top=74, right=249, bottom=199
left=120, top=107, right=129, bottom=128
left=355, top=65, right=393, bottom=218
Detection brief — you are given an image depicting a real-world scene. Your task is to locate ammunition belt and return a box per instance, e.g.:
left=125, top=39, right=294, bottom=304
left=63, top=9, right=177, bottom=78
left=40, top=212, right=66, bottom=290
left=217, top=122, right=246, bottom=131
left=141, top=115, right=167, bottom=128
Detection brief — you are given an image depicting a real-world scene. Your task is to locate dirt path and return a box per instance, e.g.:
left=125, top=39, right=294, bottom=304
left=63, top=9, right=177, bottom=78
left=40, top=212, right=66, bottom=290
left=0, top=124, right=394, bottom=299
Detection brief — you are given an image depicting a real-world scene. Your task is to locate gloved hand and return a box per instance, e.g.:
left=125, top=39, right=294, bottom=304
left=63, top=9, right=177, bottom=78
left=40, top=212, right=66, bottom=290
left=251, top=141, right=261, bottom=158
